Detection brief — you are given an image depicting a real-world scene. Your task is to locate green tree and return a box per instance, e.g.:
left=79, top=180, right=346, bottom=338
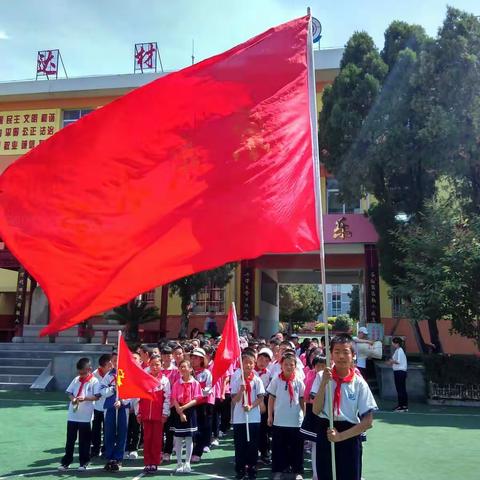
left=279, top=284, right=323, bottom=333
left=169, top=264, right=236, bottom=338
left=348, top=285, right=360, bottom=321
left=104, top=298, right=160, bottom=343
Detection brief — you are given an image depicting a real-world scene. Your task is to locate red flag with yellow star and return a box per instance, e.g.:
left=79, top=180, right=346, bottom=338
left=117, top=333, right=158, bottom=400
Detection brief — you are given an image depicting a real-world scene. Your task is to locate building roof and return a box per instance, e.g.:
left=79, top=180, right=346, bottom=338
left=0, top=48, right=344, bottom=102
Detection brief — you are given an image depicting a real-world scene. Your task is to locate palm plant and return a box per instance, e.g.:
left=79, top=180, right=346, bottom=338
left=104, top=298, right=160, bottom=342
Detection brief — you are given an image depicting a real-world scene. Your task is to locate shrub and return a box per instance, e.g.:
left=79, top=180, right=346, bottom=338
left=314, top=323, right=333, bottom=332
left=333, top=314, right=353, bottom=332
left=423, top=354, right=480, bottom=385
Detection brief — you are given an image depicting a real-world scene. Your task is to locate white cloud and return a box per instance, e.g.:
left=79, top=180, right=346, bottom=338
left=0, top=30, right=9, bottom=40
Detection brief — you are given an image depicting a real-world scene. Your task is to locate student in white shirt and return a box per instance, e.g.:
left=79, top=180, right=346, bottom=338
left=312, top=334, right=377, bottom=480
left=267, top=352, right=305, bottom=480
left=231, top=350, right=265, bottom=480
left=58, top=358, right=99, bottom=472
left=387, top=336, right=408, bottom=412
left=255, top=347, right=273, bottom=464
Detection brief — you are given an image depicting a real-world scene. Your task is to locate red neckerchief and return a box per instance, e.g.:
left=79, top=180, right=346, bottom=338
left=180, top=378, right=192, bottom=404
left=96, top=368, right=106, bottom=378
left=76, top=373, right=93, bottom=397
left=194, top=368, right=206, bottom=387
left=279, top=371, right=295, bottom=405
left=331, top=367, right=356, bottom=415
left=255, top=366, right=268, bottom=376
left=244, top=371, right=255, bottom=406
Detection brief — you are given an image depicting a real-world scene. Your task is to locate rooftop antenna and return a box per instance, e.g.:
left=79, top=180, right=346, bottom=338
left=191, top=39, right=195, bottom=65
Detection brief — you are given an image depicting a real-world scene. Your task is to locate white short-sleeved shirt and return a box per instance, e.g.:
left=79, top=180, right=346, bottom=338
left=66, top=375, right=99, bottom=423
left=392, top=347, right=407, bottom=371
left=267, top=375, right=305, bottom=427
left=255, top=368, right=272, bottom=390
left=269, top=360, right=305, bottom=382
left=311, top=371, right=377, bottom=424
left=353, top=337, right=367, bottom=369
left=230, top=374, right=265, bottom=424
left=93, top=369, right=107, bottom=411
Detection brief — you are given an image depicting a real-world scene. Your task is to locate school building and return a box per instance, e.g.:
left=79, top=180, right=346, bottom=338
left=0, top=48, right=477, bottom=355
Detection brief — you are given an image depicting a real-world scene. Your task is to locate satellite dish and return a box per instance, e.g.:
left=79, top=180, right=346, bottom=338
left=312, top=17, right=322, bottom=43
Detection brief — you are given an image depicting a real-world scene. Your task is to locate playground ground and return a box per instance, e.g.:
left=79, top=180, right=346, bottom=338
left=0, top=390, right=478, bottom=480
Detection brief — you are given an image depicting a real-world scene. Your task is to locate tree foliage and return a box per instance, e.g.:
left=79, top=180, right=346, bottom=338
left=169, top=264, right=236, bottom=338
left=104, top=298, right=160, bottom=343
left=279, top=284, right=323, bottom=332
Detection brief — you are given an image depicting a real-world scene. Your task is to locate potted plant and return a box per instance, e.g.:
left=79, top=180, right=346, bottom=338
left=333, top=314, right=353, bottom=333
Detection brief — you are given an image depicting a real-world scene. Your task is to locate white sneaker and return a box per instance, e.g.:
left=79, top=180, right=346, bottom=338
left=123, top=452, right=130, bottom=460
left=183, top=463, right=191, bottom=473
left=211, top=439, right=219, bottom=447
left=163, top=453, right=171, bottom=462
left=175, top=464, right=184, bottom=473
left=203, top=446, right=210, bottom=453
left=77, top=465, right=88, bottom=472
left=57, top=465, right=68, bottom=472
left=129, top=451, right=138, bottom=459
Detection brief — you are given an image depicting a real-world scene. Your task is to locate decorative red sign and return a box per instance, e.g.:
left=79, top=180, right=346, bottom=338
left=36, top=50, right=59, bottom=79
left=134, top=42, right=158, bottom=73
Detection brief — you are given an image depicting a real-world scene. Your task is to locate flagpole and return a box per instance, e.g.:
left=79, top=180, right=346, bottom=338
left=232, top=302, right=250, bottom=442
left=307, top=8, right=337, bottom=480
left=116, top=330, right=121, bottom=402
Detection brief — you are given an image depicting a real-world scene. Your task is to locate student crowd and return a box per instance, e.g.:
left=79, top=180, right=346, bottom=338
left=58, top=330, right=408, bottom=480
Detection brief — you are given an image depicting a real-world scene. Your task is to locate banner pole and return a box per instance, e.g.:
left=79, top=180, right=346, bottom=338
left=232, top=302, right=250, bottom=442
left=307, top=8, right=336, bottom=480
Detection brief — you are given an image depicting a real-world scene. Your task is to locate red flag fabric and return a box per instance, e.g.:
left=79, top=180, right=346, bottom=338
left=0, top=16, right=319, bottom=336
left=211, top=304, right=241, bottom=387
left=117, top=333, right=158, bottom=401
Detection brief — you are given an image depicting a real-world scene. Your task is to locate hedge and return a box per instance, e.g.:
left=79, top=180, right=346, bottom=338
left=423, top=354, right=480, bottom=385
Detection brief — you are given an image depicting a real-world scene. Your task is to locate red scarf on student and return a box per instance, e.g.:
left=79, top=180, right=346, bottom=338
left=332, top=367, right=356, bottom=415
left=279, top=371, right=295, bottom=405
left=194, top=368, right=206, bottom=387
left=76, top=373, right=93, bottom=397
left=244, top=371, right=255, bottom=406
left=255, top=367, right=268, bottom=376
left=181, top=380, right=192, bottom=404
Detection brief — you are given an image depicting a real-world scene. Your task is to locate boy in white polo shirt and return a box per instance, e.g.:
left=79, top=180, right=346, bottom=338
left=231, top=350, right=265, bottom=480
left=312, top=334, right=377, bottom=480
left=58, top=357, right=99, bottom=472
left=267, top=351, right=305, bottom=480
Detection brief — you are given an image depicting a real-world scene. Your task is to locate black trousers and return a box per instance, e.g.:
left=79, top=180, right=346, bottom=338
left=61, top=421, right=91, bottom=467
left=91, top=410, right=104, bottom=455
left=258, top=397, right=271, bottom=457
left=163, top=408, right=174, bottom=454
left=126, top=412, right=140, bottom=452
left=212, top=398, right=222, bottom=438
left=193, top=404, right=213, bottom=457
left=233, top=423, right=260, bottom=474
left=220, top=394, right=231, bottom=433
left=316, top=418, right=361, bottom=480
left=394, top=370, right=408, bottom=407
left=271, top=426, right=304, bottom=474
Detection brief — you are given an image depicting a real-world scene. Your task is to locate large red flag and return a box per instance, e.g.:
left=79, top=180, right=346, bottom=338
left=211, top=303, right=241, bottom=387
left=117, top=333, right=158, bottom=401
left=0, top=16, right=319, bottom=335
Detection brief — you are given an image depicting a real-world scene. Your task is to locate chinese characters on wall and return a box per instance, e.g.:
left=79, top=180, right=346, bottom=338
left=365, top=244, right=381, bottom=323
left=0, top=110, right=61, bottom=154
left=240, top=261, right=255, bottom=323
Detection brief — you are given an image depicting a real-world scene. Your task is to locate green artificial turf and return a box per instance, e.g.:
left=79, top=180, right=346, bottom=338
left=0, top=390, right=478, bottom=480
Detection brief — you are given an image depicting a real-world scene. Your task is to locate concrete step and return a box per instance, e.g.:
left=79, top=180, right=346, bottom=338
left=0, top=357, right=50, bottom=367
left=0, top=365, right=45, bottom=375
left=0, top=343, right=112, bottom=352
left=0, top=373, right=37, bottom=383
left=0, top=351, right=55, bottom=359
left=0, top=382, right=31, bottom=391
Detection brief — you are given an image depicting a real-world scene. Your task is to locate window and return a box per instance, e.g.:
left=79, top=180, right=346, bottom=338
left=392, top=295, right=404, bottom=317
left=327, top=284, right=353, bottom=316
left=62, top=109, right=93, bottom=128
left=327, top=178, right=361, bottom=214
left=141, top=290, right=156, bottom=303
left=191, top=283, right=226, bottom=314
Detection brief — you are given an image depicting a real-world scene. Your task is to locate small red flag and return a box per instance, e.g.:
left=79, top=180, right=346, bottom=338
left=0, top=16, right=319, bottom=335
left=211, top=304, right=241, bottom=387
left=117, top=333, right=158, bottom=401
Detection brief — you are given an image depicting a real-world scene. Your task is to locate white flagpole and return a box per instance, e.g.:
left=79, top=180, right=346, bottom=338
left=307, top=8, right=337, bottom=480
left=232, top=302, right=250, bottom=442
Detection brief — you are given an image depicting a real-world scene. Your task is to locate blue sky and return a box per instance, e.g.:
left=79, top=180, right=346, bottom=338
left=0, top=0, right=478, bottom=81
